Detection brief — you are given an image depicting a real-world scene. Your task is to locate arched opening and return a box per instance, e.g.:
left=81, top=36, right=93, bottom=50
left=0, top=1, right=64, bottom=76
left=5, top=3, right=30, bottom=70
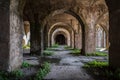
left=22, top=21, right=30, bottom=54
left=43, top=11, right=83, bottom=52
left=55, top=34, right=66, bottom=45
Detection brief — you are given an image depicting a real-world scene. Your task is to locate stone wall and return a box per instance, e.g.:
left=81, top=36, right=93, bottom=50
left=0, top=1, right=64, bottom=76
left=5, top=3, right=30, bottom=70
left=9, top=0, right=26, bottom=71
left=23, top=0, right=108, bottom=54
left=106, top=0, right=120, bottom=68
left=0, top=0, right=10, bottom=71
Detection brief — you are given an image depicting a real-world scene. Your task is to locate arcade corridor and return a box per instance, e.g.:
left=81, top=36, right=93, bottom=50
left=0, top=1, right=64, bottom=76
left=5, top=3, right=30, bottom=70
left=0, top=0, right=120, bottom=80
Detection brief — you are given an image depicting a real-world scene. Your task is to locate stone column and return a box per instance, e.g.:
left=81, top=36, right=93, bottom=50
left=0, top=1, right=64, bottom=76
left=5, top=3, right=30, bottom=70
left=30, top=22, right=41, bottom=55
left=105, top=33, right=109, bottom=50
left=85, top=14, right=96, bottom=54
left=106, top=0, right=120, bottom=68
left=85, top=26, right=96, bottom=54
left=0, top=0, right=10, bottom=71
left=0, top=0, right=25, bottom=71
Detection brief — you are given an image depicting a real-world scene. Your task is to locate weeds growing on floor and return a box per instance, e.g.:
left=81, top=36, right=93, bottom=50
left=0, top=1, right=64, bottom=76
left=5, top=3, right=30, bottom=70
left=64, top=45, right=74, bottom=50
left=70, top=49, right=81, bottom=56
left=43, top=50, right=54, bottom=56
left=86, top=51, right=108, bottom=56
left=23, top=43, right=30, bottom=49
left=0, top=69, right=24, bottom=80
left=51, top=44, right=59, bottom=48
left=21, top=61, right=32, bottom=68
left=83, top=60, right=120, bottom=80
left=34, top=62, right=50, bottom=80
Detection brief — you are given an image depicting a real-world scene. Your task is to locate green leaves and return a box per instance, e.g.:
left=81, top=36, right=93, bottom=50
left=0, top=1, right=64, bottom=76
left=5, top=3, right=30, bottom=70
left=83, top=60, right=108, bottom=68
left=22, top=61, right=32, bottom=68
left=34, top=62, right=50, bottom=80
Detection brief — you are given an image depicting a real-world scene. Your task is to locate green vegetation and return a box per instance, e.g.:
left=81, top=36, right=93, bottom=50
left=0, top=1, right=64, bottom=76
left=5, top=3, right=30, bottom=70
left=70, top=49, right=81, bottom=55
left=23, top=44, right=30, bottom=49
left=83, top=60, right=108, bottom=68
left=83, top=60, right=120, bottom=80
left=0, top=70, right=24, bottom=80
left=43, top=50, right=54, bottom=56
left=34, top=62, right=50, bottom=80
left=21, top=61, right=32, bottom=68
left=86, top=51, right=108, bottom=56
left=51, top=44, right=59, bottom=48
left=0, top=71, right=9, bottom=80
left=64, top=45, right=74, bottom=50
left=11, top=70, right=24, bottom=78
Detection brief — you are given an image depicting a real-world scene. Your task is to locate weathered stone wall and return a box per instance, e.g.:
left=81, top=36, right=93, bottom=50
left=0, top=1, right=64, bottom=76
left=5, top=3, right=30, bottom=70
left=0, top=0, right=25, bottom=71
left=9, top=0, right=26, bottom=71
left=106, top=0, right=120, bottom=68
left=24, top=0, right=108, bottom=54
left=0, top=0, right=10, bottom=71
left=44, top=13, right=82, bottom=49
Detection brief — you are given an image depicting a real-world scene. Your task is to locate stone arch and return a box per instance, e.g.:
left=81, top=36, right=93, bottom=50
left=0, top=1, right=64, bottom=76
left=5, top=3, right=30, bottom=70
left=51, top=28, right=70, bottom=46
left=95, top=11, right=109, bottom=50
left=42, top=9, right=86, bottom=54
left=47, top=22, right=75, bottom=47
left=96, top=25, right=106, bottom=48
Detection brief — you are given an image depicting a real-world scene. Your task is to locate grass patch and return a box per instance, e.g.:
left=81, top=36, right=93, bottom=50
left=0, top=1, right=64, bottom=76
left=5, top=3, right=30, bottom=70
left=23, top=44, right=30, bottom=49
left=70, top=49, right=81, bottom=56
left=83, top=60, right=120, bottom=80
left=21, top=61, right=32, bottom=68
left=0, top=70, right=24, bottom=80
left=64, top=46, right=74, bottom=50
left=51, top=44, right=59, bottom=48
left=34, top=62, right=50, bottom=80
left=43, top=50, right=54, bottom=56
left=86, top=52, right=108, bottom=56
left=83, top=60, right=108, bottom=68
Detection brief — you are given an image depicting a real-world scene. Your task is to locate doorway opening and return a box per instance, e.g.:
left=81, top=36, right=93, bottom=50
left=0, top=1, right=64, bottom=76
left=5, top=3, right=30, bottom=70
left=55, top=34, right=66, bottom=45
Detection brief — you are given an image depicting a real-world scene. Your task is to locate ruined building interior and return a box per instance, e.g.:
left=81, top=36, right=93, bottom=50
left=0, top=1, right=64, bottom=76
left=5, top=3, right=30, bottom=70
left=0, top=0, right=120, bottom=80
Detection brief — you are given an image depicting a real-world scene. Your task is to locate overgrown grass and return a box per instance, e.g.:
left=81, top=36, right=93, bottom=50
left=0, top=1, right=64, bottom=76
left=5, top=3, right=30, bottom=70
left=83, top=60, right=120, bottom=80
left=21, top=61, right=32, bottom=68
left=64, top=45, right=74, bottom=50
left=43, top=47, right=55, bottom=56
left=86, top=52, right=108, bottom=56
left=83, top=60, right=108, bottom=68
left=70, top=49, right=81, bottom=56
left=51, top=44, right=59, bottom=48
left=43, top=50, right=54, bottom=56
left=0, top=70, right=24, bottom=80
left=23, top=44, right=30, bottom=49
left=34, top=62, right=50, bottom=80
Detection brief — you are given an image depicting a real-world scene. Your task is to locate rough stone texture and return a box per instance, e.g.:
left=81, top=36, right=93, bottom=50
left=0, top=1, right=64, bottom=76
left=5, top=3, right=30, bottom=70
left=0, top=0, right=26, bottom=71
left=9, top=0, right=26, bottom=71
left=106, top=0, right=120, bottom=68
left=23, top=0, right=108, bottom=54
left=0, top=0, right=113, bottom=71
left=0, top=0, right=10, bottom=71
left=44, top=46, right=108, bottom=80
